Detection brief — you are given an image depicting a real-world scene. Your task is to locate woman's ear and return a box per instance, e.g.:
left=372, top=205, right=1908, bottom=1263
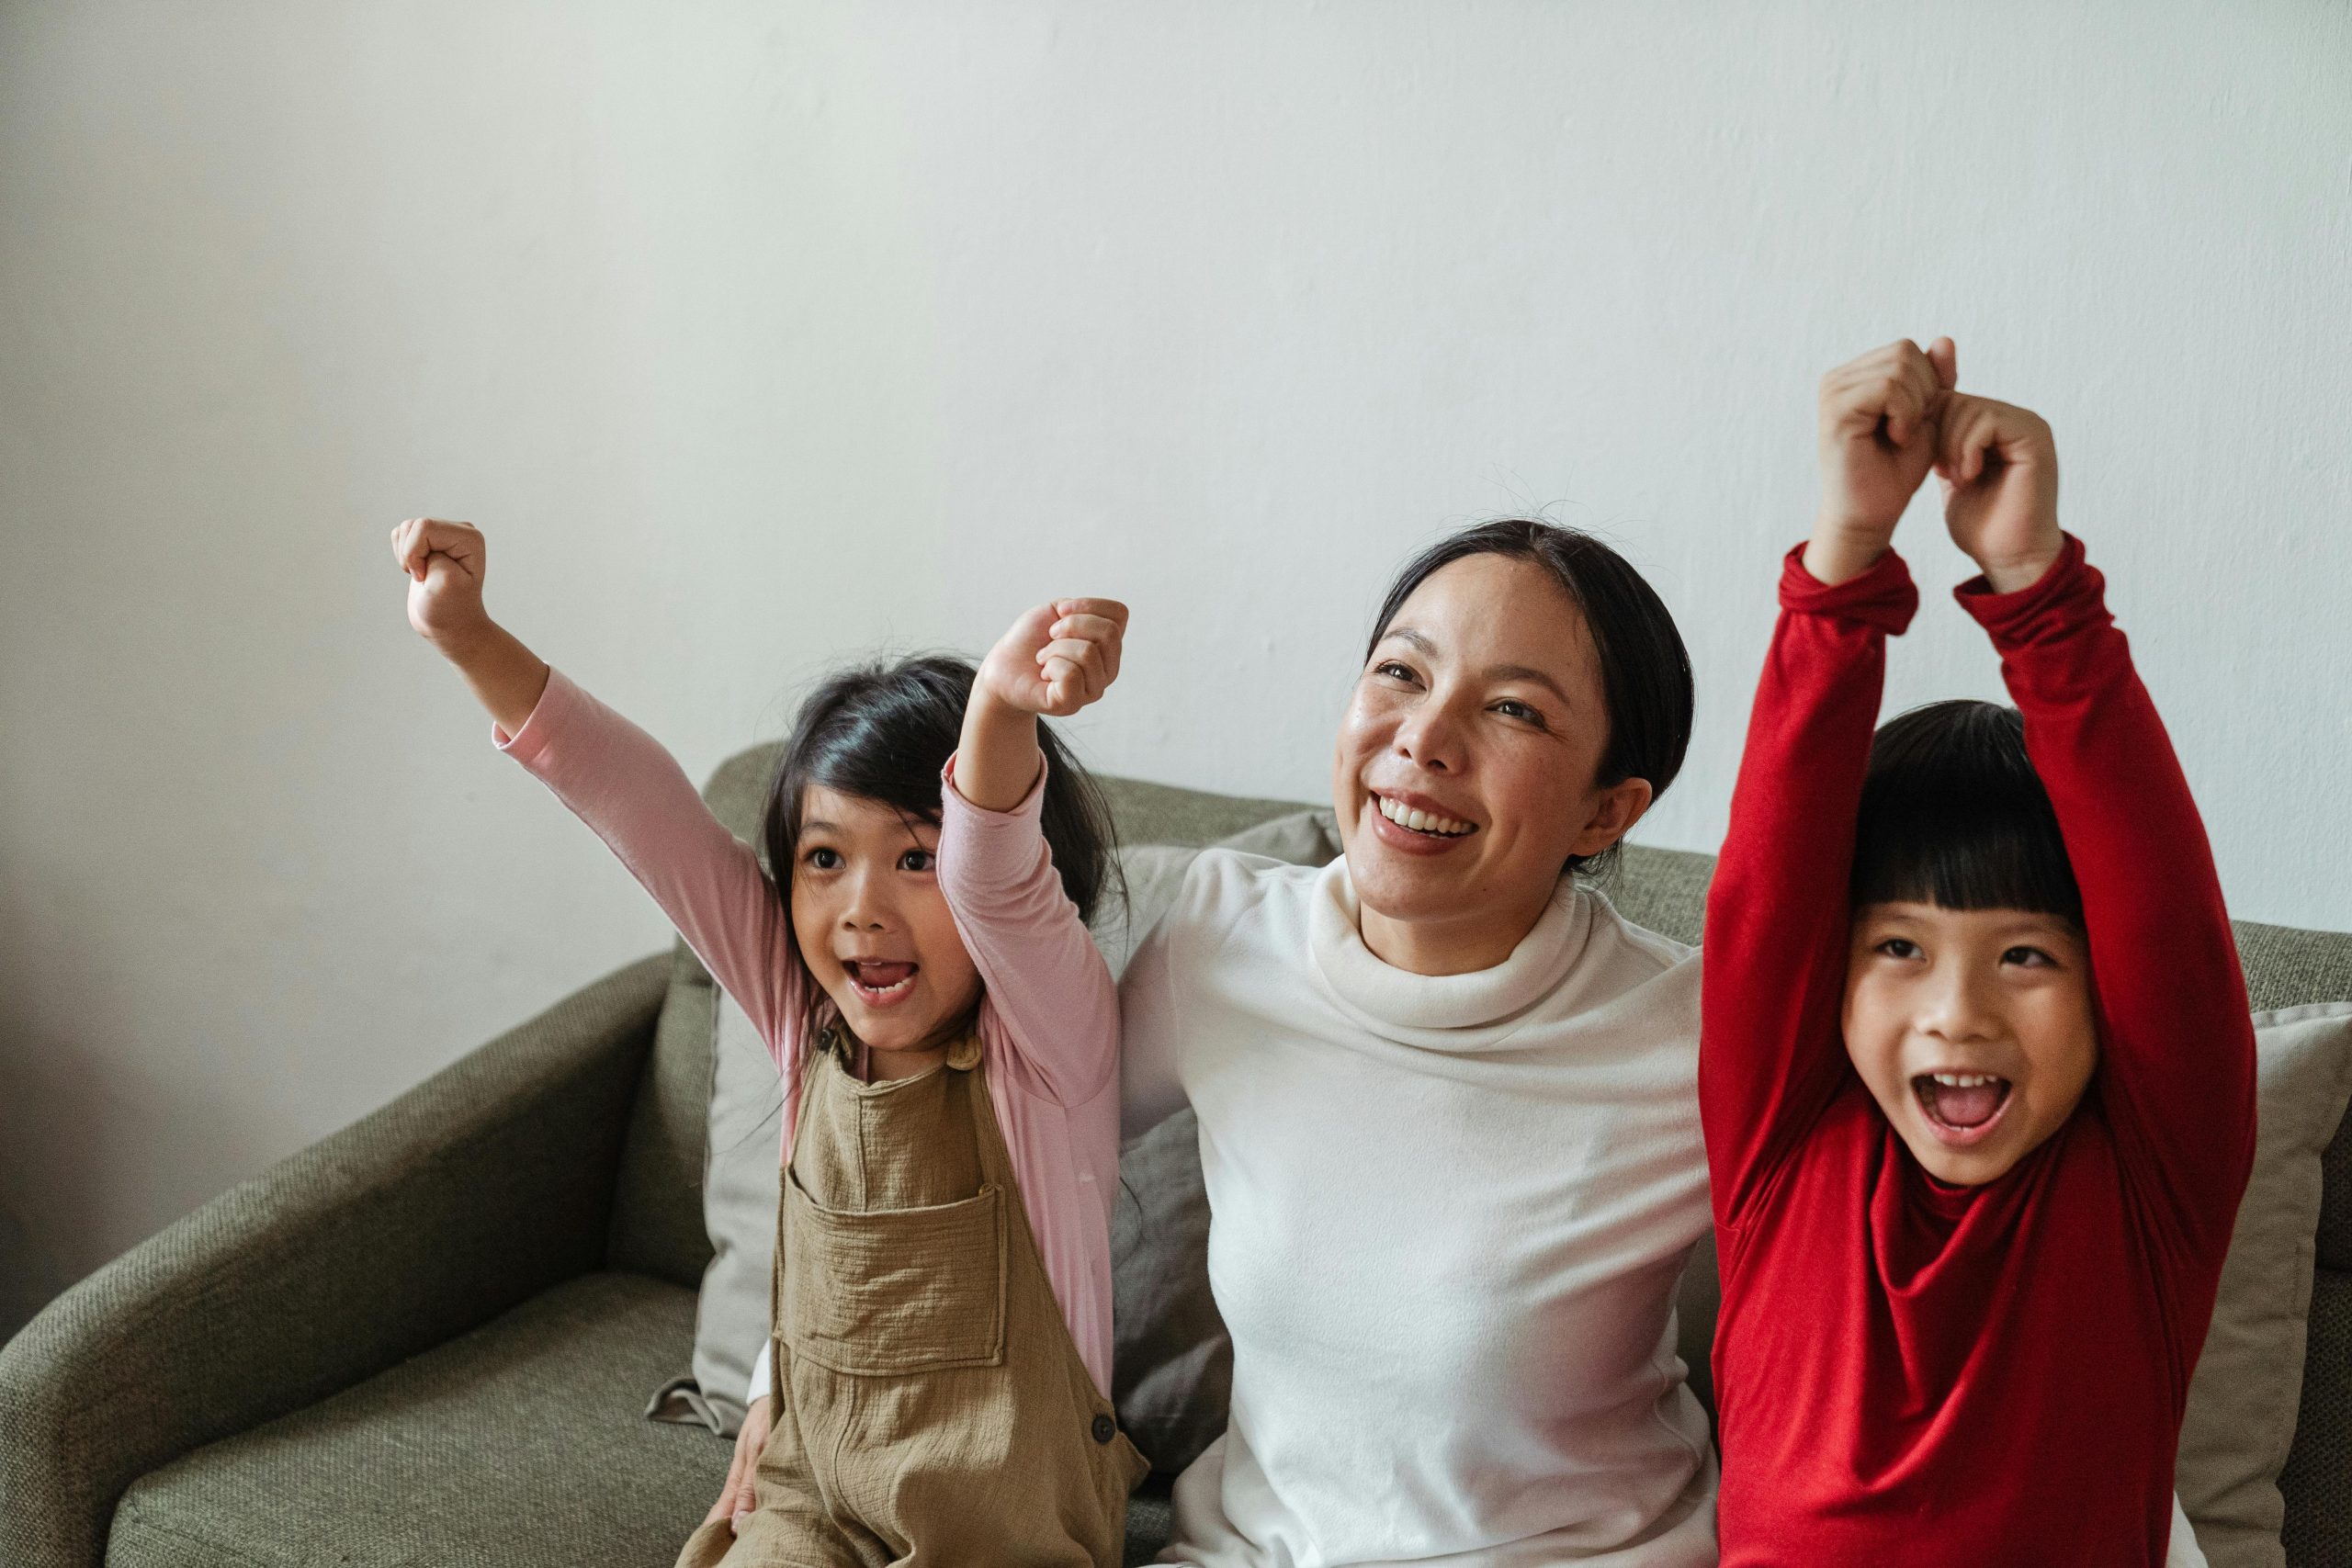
left=1568, top=776, right=1656, bottom=858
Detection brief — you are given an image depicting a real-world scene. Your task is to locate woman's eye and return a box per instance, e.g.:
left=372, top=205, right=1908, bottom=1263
left=1374, top=660, right=1419, bottom=683
left=803, top=847, right=841, bottom=871
left=1493, top=698, right=1546, bottom=727
left=899, top=849, right=936, bottom=873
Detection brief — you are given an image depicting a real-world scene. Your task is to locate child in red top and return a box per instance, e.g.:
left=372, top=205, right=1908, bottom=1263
left=1701, top=337, right=2256, bottom=1566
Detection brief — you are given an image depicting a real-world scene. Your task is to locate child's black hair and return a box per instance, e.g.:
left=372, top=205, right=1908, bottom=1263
left=1850, top=699, right=2083, bottom=924
left=1366, top=518, right=1695, bottom=876
left=758, top=652, right=1120, bottom=1055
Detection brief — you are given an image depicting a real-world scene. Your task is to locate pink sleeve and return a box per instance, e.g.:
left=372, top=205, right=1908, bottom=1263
left=937, top=754, right=1119, bottom=1107
left=497, top=668, right=806, bottom=1068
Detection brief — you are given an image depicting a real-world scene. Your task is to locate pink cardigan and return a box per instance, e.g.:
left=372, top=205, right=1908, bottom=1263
left=495, top=668, right=1123, bottom=1395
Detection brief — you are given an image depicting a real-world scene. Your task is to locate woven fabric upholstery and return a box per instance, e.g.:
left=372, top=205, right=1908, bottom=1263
left=2278, top=1270, right=2352, bottom=1566
left=1591, top=844, right=1713, bottom=948
left=2237, top=919, right=2352, bottom=1274
left=0, top=953, right=668, bottom=1568
left=2227, top=919, right=2352, bottom=1563
left=106, top=1273, right=718, bottom=1567
left=1097, top=777, right=1323, bottom=850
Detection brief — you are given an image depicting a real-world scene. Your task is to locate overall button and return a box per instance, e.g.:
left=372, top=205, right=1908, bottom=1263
left=1091, top=1414, right=1116, bottom=1445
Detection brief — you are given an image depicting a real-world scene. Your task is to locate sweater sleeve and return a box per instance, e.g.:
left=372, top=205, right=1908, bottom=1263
left=1957, top=536, right=2256, bottom=1258
left=497, top=668, right=806, bottom=1067
left=936, top=753, right=1120, bottom=1107
left=1701, top=545, right=1918, bottom=1232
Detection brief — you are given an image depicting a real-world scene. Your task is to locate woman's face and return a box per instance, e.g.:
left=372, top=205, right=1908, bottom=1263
left=1330, top=553, right=1653, bottom=975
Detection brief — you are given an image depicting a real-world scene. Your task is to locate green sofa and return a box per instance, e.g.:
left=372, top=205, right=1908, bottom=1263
left=4, top=758, right=2348, bottom=1567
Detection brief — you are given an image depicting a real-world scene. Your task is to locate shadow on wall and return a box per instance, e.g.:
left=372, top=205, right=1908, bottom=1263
left=0, top=1199, right=60, bottom=1343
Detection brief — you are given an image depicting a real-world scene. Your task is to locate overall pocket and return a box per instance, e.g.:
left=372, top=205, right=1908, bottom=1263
left=782, top=1167, right=1008, bottom=1376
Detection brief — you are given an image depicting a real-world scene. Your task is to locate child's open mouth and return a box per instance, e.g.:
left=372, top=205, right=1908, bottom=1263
left=1913, top=1072, right=2013, bottom=1145
left=844, top=959, right=919, bottom=1007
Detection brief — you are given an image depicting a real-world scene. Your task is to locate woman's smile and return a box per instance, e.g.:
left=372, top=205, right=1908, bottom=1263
left=1368, top=788, right=1478, bottom=846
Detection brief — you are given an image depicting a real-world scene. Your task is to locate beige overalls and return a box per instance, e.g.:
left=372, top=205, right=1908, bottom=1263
left=677, top=1026, right=1147, bottom=1568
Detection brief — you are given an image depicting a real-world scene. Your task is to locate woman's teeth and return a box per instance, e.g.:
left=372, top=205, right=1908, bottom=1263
left=1374, top=795, right=1474, bottom=837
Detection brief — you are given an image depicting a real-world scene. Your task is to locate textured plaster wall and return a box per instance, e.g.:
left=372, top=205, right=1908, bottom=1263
left=3, top=0, right=2346, bottom=1287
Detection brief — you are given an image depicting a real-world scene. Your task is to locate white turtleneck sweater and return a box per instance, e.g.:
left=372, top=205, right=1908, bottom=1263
left=1120, top=851, right=1717, bottom=1568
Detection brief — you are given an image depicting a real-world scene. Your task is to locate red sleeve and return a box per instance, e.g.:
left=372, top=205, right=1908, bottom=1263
left=1957, top=536, right=2256, bottom=1258
left=1701, top=545, right=1918, bottom=1232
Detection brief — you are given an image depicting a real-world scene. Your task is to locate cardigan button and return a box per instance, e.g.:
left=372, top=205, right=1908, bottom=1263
left=1091, top=1414, right=1116, bottom=1445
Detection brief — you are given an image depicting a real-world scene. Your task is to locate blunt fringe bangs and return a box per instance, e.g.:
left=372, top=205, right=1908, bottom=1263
left=758, top=653, right=1120, bottom=1050
left=1850, top=699, right=2083, bottom=924
left=1366, top=517, right=1695, bottom=875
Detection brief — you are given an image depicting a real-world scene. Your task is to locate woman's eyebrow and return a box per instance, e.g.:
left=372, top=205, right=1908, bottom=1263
left=1485, top=662, right=1576, bottom=709
left=1380, top=626, right=1436, bottom=655
left=1383, top=626, right=1576, bottom=709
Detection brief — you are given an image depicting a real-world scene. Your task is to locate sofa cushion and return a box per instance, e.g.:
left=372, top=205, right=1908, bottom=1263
left=107, top=1273, right=722, bottom=1568
left=2278, top=1269, right=2352, bottom=1566
left=2182, top=1004, right=2352, bottom=1568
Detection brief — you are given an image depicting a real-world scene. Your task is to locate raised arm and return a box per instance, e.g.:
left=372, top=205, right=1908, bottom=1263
left=1702, top=551, right=1918, bottom=1225
left=395, top=517, right=805, bottom=1054
left=1933, top=400, right=2256, bottom=1250
left=943, top=597, right=1129, bottom=1105
left=1701, top=340, right=1946, bottom=1230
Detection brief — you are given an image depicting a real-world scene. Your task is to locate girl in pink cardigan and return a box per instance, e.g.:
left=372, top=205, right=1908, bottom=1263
left=393, top=517, right=1146, bottom=1565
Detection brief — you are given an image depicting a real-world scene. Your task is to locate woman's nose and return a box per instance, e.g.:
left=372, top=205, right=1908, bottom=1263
left=1393, top=695, right=1468, bottom=773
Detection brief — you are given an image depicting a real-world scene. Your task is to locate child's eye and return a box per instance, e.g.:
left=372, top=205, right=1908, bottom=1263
left=2001, top=945, right=2056, bottom=968
left=899, top=849, right=936, bottom=873
left=1875, top=937, right=1921, bottom=960
left=802, top=847, right=842, bottom=871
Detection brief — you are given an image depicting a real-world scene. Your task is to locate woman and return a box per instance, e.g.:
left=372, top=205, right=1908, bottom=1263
left=1118, top=519, right=1715, bottom=1566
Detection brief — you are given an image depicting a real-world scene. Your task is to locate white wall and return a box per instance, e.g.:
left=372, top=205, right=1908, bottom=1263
left=3, top=0, right=2347, bottom=1291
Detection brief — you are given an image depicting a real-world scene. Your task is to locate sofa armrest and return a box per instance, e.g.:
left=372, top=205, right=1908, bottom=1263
left=0, top=952, right=671, bottom=1568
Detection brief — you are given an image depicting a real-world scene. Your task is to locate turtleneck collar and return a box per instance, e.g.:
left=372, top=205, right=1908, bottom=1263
left=1306, top=855, right=1596, bottom=1042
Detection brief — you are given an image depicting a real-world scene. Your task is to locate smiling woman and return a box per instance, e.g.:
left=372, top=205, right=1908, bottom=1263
left=1120, top=518, right=1721, bottom=1568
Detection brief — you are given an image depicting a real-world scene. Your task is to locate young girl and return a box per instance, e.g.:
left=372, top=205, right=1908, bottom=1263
left=1700, top=339, right=2255, bottom=1563
left=392, top=517, right=1149, bottom=1565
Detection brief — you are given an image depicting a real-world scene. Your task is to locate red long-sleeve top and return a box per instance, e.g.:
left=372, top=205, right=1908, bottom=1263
left=1700, top=537, right=2256, bottom=1567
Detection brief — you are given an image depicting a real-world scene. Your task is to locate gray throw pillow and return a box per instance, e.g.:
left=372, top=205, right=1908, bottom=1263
left=1106, top=808, right=1341, bottom=1473
left=647, top=989, right=785, bottom=1435
left=2177, top=1002, right=2352, bottom=1568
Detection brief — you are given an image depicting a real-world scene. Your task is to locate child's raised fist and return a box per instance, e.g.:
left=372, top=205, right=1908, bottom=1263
left=978, top=597, right=1129, bottom=718
left=1934, top=394, right=2063, bottom=594
left=391, top=517, right=492, bottom=645
left=1806, top=336, right=1957, bottom=585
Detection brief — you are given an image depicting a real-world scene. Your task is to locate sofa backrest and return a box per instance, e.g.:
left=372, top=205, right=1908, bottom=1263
left=605, top=763, right=2352, bottom=1556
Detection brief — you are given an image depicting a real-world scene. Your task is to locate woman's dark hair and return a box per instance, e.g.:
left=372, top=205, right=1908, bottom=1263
left=1365, top=518, right=1694, bottom=875
left=758, top=653, right=1119, bottom=1054
left=1850, top=699, right=2082, bottom=923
